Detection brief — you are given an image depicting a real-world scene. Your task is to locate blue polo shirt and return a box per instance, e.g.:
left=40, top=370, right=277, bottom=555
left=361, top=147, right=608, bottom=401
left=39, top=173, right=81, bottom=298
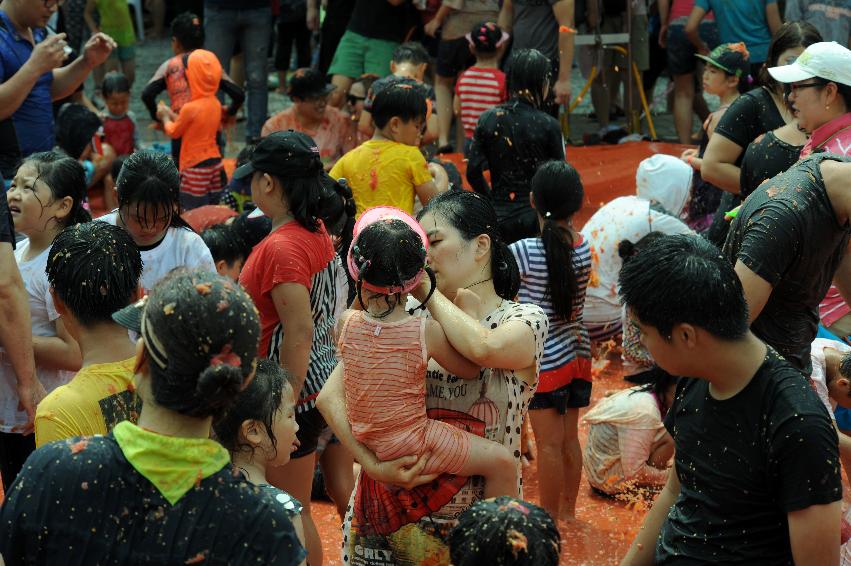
left=695, top=0, right=776, bottom=63
left=0, top=10, right=54, bottom=178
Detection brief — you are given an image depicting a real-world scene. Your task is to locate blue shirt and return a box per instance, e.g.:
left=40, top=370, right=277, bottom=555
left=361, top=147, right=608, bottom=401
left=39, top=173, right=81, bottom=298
left=695, top=0, right=776, bottom=63
left=0, top=10, right=55, bottom=172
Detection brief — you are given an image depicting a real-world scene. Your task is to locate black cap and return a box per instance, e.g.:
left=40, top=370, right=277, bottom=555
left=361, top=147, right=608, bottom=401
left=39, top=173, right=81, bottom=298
left=288, top=68, right=337, bottom=100
left=232, top=130, right=322, bottom=180
left=112, top=296, right=147, bottom=333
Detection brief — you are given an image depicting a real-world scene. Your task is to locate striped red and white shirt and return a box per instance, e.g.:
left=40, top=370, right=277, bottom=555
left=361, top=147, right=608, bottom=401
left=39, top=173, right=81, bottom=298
left=455, top=66, right=507, bottom=139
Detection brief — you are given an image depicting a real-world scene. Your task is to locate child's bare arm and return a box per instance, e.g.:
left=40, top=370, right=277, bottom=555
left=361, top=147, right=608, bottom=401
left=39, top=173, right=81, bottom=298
left=425, top=319, right=480, bottom=379
left=83, top=0, right=100, bottom=34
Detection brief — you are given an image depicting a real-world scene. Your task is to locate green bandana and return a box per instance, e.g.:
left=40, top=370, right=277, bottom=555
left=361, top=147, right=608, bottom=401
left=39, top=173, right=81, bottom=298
left=113, top=421, right=230, bottom=505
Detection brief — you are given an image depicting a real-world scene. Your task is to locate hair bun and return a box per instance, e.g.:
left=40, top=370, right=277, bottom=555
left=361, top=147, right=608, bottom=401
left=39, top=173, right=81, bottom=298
left=195, top=364, right=245, bottom=413
left=618, top=239, right=637, bottom=259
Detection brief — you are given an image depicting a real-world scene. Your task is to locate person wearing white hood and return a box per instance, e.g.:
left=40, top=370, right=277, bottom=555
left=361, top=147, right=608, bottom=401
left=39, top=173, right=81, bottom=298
left=581, top=154, right=694, bottom=343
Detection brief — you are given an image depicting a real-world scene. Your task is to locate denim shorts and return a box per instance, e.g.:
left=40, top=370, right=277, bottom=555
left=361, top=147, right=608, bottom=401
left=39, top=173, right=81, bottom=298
left=666, top=20, right=719, bottom=76
left=529, top=379, right=592, bottom=414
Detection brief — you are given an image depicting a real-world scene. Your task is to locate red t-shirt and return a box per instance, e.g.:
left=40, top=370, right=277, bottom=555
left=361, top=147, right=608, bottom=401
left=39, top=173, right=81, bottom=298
left=455, top=67, right=507, bottom=139
left=239, top=220, right=335, bottom=357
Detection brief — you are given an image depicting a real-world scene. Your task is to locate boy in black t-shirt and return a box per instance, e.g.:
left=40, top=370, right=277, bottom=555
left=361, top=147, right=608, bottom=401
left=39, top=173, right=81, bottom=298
left=618, top=234, right=842, bottom=566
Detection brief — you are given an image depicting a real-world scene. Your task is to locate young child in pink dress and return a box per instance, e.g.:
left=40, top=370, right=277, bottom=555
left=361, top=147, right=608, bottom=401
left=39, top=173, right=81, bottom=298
left=338, top=206, right=516, bottom=497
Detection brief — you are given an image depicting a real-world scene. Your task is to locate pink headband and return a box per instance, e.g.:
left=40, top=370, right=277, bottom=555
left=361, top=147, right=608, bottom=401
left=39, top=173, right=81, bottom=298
left=347, top=206, right=429, bottom=295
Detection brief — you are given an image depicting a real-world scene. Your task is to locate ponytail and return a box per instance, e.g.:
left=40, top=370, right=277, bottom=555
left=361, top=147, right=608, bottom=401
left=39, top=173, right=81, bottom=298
left=540, top=218, right=576, bottom=319
left=490, top=238, right=520, bottom=300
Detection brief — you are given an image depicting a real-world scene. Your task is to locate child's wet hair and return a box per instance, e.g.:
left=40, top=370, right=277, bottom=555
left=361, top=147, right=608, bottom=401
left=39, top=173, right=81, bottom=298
left=47, top=222, right=142, bottom=325
left=392, top=42, right=430, bottom=66
left=171, top=12, right=205, bottom=51
left=351, top=217, right=436, bottom=317
left=213, top=358, right=294, bottom=460
left=532, top=161, right=584, bottom=320
left=506, top=49, right=552, bottom=110
left=839, top=352, right=851, bottom=391
left=449, top=496, right=560, bottom=566
left=55, top=103, right=102, bottom=160
left=141, top=269, right=260, bottom=418
left=102, top=72, right=131, bottom=97
left=619, top=234, right=749, bottom=340
left=231, top=211, right=272, bottom=259
left=371, top=83, right=428, bottom=130
left=116, top=151, right=193, bottom=231
left=19, top=150, right=91, bottom=228
left=201, top=224, right=246, bottom=266
left=418, top=191, right=520, bottom=300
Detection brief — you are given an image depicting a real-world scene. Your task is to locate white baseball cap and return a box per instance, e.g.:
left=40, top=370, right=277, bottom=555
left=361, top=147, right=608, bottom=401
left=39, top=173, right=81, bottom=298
left=768, top=41, right=851, bottom=87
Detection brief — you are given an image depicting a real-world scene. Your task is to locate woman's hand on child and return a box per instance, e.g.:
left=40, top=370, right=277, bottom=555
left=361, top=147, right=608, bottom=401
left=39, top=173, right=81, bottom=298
left=82, top=33, right=117, bottom=69
left=14, top=378, right=48, bottom=434
left=365, top=453, right=439, bottom=490
left=412, top=275, right=433, bottom=303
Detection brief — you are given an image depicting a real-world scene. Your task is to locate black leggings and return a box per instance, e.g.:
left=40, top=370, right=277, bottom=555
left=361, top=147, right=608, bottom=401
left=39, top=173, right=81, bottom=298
left=0, top=431, right=36, bottom=491
left=276, top=19, right=312, bottom=72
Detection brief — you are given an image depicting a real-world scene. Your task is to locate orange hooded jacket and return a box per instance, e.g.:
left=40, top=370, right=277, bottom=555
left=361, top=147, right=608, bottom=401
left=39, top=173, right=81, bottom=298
left=163, top=49, right=223, bottom=171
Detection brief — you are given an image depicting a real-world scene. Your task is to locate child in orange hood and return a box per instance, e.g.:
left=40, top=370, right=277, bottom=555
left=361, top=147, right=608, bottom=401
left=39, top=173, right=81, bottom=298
left=157, top=49, right=225, bottom=211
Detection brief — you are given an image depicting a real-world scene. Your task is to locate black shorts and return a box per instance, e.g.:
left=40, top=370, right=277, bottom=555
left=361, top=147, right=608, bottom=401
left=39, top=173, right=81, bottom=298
left=436, top=36, right=474, bottom=78
left=292, top=405, right=328, bottom=459
left=666, top=22, right=719, bottom=76
left=529, top=379, right=592, bottom=414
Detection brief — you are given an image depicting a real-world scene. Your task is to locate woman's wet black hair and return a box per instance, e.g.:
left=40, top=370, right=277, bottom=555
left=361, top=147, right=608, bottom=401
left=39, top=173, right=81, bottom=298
left=142, top=269, right=260, bottom=418
left=116, top=150, right=193, bottom=232
left=102, top=72, right=131, bottom=98
left=201, top=224, right=246, bottom=267
left=171, top=12, right=205, bottom=51
left=449, top=496, right=560, bottom=566
left=19, top=151, right=91, bottom=228
left=231, top=211, right=272, bottom=259
left=617, top=231, right=665, bottom=261
left=213, top=358, right=293, bottom=460
left=505, top=48, right=552, bottom=110
left=531, top=161, right=584, bottom=320
left=351, top=218, right=436, bottom=318
left=55, top=103, right=102, bottom=160
left=47, top=222, right=142, bottom=326
left=619, top=234, right=748, bottom=340
left=760, top=21, right=822, bottom=92
left=371, top=82, right=428, bottom=130
left=418, top=190, right=520, bottom=300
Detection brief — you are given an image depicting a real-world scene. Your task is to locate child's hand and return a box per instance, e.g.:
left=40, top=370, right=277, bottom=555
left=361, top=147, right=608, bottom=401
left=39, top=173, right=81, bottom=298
left=453, top=288, right=481, bottom=317
left=680, top=148, right=697, bottom=160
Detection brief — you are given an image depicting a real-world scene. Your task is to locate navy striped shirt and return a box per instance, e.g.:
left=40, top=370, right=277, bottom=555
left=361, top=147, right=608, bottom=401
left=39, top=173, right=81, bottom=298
left=510, top=236, right=592, bottom=374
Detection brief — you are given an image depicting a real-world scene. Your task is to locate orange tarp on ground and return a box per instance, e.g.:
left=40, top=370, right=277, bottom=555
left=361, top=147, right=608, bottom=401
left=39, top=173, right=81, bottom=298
left=440, top=141, right=689, bottom=227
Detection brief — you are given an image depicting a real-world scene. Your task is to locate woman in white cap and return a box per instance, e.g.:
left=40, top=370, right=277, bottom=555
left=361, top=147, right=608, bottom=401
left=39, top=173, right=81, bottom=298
left=769, top=41, right=851, bottom=343
left=769, top=41, right=851, bottom=159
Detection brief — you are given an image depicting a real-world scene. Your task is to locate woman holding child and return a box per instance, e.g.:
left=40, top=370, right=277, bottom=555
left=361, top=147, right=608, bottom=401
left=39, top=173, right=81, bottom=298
left=318, top=190, right=548, bottom=565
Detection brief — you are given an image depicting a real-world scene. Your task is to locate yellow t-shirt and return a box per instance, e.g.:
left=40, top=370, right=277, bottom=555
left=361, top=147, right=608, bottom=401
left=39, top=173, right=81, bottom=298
left=34, top=357, right=138, bottom=447
left=330, top=139, right=433, bottom=218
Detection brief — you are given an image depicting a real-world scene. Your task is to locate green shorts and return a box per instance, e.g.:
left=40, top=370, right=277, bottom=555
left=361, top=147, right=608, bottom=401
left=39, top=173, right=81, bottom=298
left=328, top=30, right=398, bottom=79
left=109, top=44, right=136, bottom=62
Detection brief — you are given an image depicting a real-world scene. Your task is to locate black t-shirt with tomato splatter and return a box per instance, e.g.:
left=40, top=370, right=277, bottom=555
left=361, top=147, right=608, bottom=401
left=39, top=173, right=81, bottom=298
left=723, top=154, right=851, bottom=373
left=0, top=434, right=305, bottom=565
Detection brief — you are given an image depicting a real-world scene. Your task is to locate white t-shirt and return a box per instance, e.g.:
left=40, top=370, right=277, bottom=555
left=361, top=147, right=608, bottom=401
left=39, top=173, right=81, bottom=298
left=98, top=212, right=216, bottom=294
left=810, top=338, right=851, bottom=419
left=0, top=241, right=73, bottom=433
left=580, top=196, right=693, bottom=324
